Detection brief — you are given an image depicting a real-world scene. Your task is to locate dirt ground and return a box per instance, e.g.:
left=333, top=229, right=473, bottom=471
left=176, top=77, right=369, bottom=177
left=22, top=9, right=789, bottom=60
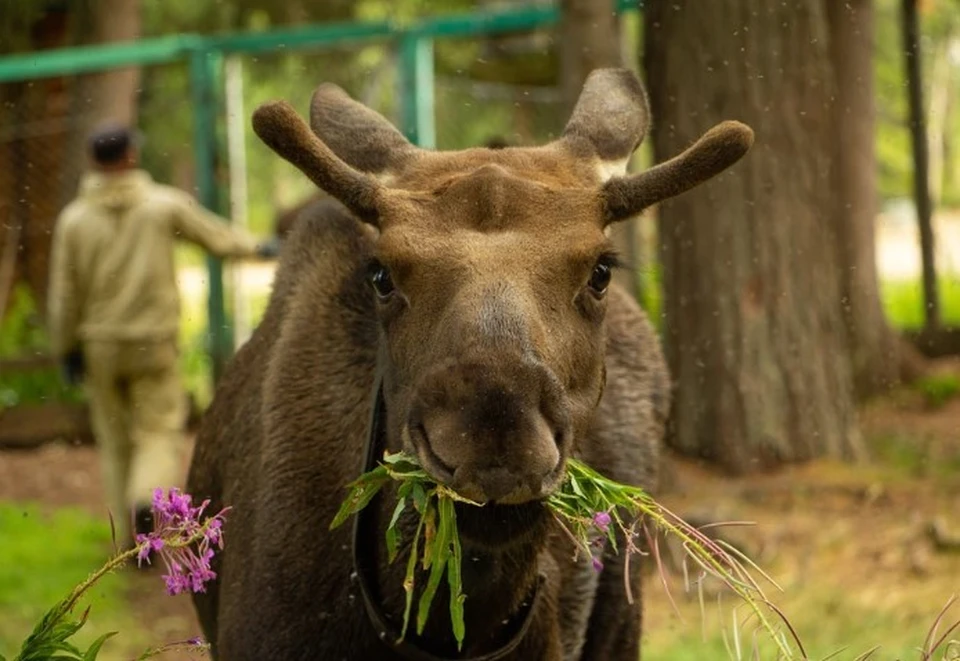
left=1, top=388, right=959, bottom=659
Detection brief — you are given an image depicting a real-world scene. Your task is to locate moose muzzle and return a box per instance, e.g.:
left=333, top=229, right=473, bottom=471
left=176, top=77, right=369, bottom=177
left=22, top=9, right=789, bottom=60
left=407, top=353, right=571, bottom=505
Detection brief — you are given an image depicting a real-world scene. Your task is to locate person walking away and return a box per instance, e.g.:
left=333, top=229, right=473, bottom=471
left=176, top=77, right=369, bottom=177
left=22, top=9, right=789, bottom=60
left=47, top=122, right=277, bottom=548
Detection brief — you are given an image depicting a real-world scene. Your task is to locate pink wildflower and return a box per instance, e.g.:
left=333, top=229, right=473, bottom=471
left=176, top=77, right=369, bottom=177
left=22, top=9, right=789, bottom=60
left=592, top=511, right=612, bottom=533
left=135, top=487, right=230, bottom=596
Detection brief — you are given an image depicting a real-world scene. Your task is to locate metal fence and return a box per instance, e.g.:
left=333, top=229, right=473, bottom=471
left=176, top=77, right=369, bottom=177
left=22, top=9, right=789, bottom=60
left=0, top=0, right=642, bottom=397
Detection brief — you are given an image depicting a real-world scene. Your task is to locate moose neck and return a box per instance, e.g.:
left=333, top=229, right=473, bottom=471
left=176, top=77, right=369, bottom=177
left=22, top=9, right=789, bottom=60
left=353, top=379, right=547, bottom=660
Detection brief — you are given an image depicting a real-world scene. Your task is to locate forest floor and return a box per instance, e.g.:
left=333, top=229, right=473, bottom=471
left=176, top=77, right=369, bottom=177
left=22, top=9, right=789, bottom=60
left=1, top=368, right=959, bottom=660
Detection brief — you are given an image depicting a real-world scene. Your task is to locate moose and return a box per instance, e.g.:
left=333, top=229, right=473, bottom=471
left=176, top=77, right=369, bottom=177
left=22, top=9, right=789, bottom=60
left=186, top=68, right=753, bottom=660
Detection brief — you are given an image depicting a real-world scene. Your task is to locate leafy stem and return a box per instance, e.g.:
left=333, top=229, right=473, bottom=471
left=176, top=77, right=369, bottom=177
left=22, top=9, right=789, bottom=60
left=331, top=451, right=804, bottom=657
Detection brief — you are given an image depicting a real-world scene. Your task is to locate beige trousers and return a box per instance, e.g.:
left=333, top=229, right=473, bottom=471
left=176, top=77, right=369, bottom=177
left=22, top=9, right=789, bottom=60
left=83, top=339, right=187, bottom=544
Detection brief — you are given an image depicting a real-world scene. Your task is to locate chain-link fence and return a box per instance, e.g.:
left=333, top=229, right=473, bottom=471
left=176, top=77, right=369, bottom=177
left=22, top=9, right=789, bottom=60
left=0, top=62, right=209, bottom=407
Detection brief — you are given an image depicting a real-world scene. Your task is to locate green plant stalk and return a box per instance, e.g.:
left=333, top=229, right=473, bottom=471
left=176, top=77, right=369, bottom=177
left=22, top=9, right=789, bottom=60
left=133, top=639, right=211, bottom=661
left=548, top=474, right=802, bottom=658
left=11, top=546, right=139, bottom=661
left=331, top=451, right=805, bottom=657
left=11, top=526, right=217, bottom=661
left=551, top=459, right=802, bottom=658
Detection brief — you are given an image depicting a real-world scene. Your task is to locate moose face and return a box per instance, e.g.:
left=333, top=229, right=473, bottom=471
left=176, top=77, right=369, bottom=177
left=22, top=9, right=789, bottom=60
left=252, top=68, right=753, bottom=507
left=371, top=170, right=614, bottom=505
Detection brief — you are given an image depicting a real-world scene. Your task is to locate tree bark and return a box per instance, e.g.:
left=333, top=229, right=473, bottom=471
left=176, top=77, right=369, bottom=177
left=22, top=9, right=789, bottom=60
left=826, top=0, right=915, bottom=397
left=559, top=0, right=639, bottom=300
left=82, top=0, right=143, bottom=127
left=1, top=2, right=142, bottom=315
left=0, top=7, right=73, bottom=314
left=644, top=0, right=864, bottom=473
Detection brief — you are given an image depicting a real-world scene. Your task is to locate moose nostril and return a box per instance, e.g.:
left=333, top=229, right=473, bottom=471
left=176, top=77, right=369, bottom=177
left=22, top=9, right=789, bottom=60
left=413, top=422, right=456, bottom=478
left=553, top=429, right=564, bottom=448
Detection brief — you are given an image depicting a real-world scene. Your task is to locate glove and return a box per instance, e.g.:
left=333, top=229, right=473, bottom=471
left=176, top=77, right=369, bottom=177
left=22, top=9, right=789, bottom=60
left=255, top=238, right=280, bottom=259
left=61, top=349, right=85, bottom=386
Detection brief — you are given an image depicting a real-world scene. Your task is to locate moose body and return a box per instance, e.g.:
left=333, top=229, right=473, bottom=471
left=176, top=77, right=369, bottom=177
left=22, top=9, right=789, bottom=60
left=187, top=68, right=753, bottom=660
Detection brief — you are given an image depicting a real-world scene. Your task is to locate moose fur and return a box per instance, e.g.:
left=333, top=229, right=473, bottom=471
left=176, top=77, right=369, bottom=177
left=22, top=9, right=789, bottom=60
left=187, top=68, right=753, bottom=660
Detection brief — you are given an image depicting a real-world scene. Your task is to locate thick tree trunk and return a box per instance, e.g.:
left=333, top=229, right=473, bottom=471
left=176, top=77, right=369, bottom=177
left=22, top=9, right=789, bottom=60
left=644, top=0, right=864, bottom=473
left=559, top=0, right=639, bottom=300
left=826, top=0, right=915, bottom=397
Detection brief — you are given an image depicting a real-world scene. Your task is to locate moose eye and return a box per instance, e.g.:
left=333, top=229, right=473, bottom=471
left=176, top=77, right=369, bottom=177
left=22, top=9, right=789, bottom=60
left=587, top=262, right=612, bottom=296
left=369, top=262, right=395, bottom=299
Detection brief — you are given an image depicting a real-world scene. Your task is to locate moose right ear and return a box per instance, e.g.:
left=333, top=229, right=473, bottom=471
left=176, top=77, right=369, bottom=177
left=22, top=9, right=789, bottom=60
left=252, top=100, right=383, bottom=226
left=560, top=68, right=650, bottom=182
left=309, top=83, right=419, bottom=177
left=601, top=120, right=755, bottom=225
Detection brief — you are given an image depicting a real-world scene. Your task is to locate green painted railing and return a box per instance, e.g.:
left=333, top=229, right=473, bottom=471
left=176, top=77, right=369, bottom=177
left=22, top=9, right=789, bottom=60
left=0, top=0, right=641, bottom=83
left=0, top=0, right=642, bottom=385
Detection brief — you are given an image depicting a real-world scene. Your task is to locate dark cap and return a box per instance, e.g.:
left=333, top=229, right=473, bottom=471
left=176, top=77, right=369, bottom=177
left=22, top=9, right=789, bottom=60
left=87, top=121, right=143, bottom=164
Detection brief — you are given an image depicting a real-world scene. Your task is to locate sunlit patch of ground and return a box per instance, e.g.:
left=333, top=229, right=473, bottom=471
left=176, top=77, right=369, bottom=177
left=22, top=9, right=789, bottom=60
left=644, top=392, right=960, bottom=660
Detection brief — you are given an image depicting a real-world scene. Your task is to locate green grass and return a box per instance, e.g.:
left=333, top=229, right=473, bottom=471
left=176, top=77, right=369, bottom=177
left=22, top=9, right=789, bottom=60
left=0, top=285, right=84, bottom=408
left=882, top=276, right=960, bottom=328
left=636, top=268, right=960, bottom=335
left=0, top=503, right=130, bottom=658
left=643, top=597, right=949, bottom=661
left=915, top=372, right=960, bottom=409
left=868, top=431, right=960, bottom=484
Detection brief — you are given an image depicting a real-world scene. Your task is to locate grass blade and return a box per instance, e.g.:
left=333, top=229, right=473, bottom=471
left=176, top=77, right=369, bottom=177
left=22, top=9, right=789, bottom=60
left=81, top=631, right=118, bottom=660
left=400, top=507, right=427, bottom=642
left=443, top=499, right=466, bottom=650
left=385, top=497, right=408, bottom=564
left=416, top=498, right=451, bottom=635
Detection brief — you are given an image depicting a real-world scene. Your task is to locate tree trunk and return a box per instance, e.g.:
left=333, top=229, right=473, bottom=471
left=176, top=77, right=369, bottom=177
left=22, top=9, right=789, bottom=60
left=644, top=0, right=864, bottom=473
left=901, top=0, right=940, bottom=330
left=82, top=0, right=143, bottom=127
left=826, top=0, right=915, bottom=397
left=559, top=0, right=639, bottom=300
left=1, top=2, right=142, bottom=316
left=0, top=7, right=73, bottom=315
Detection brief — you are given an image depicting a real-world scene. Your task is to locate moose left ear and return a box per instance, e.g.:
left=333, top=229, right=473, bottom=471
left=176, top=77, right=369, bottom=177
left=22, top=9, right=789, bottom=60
left=560, top=68, right=650, bottom=181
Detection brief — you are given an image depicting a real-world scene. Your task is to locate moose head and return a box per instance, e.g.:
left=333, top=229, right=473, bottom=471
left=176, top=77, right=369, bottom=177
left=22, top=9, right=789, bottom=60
left=252, top=68, right=752, bottom=510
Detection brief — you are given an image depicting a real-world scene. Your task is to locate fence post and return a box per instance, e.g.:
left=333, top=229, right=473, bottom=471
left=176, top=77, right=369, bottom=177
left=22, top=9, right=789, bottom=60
left=189, top=46, right=232, bottom=385
left=398, top=34, right=435, bottom=148
left=225, top=55, right=251, bottom=351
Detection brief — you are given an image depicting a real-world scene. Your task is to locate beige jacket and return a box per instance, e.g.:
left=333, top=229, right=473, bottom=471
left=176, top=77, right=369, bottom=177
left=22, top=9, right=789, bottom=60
left=48, top=169, right=260, bottom=355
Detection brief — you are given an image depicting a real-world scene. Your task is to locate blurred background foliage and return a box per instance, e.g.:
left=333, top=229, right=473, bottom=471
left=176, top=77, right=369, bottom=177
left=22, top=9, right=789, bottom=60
left=130, top=0, right=960, bottom=226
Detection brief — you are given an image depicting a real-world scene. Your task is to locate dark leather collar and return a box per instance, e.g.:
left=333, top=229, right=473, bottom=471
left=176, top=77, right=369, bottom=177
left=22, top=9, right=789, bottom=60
left=351, top=379, right=544, bottom=661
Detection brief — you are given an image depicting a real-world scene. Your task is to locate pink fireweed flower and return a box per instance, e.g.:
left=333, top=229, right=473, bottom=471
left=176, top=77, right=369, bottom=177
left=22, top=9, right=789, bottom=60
left=592, top=511, right=612, bottom=533
left=587, top=511, right=613, bottom=572
left=135, top=487, right=230, bottom=596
